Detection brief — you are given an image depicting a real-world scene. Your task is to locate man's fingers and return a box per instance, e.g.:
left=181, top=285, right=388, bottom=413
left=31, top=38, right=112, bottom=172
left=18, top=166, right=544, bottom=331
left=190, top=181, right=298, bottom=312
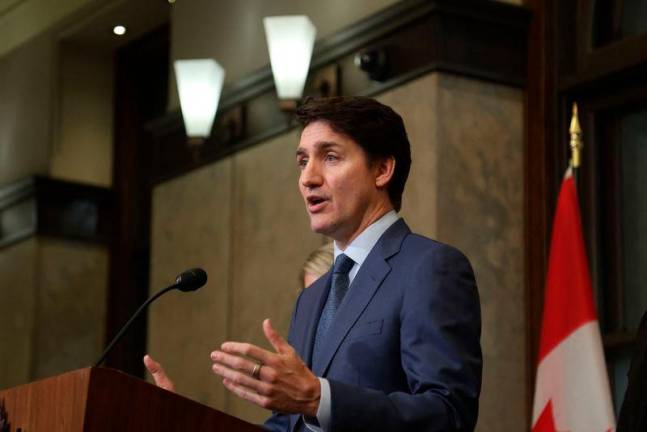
left=143, top=354, right=162, bottom=373
left=222, top=378, right=271, bottom=409
left=219, top=319, right=290, bottom=361
left=263, top=318, right=291, bottom=354
left=212, top=363, right=272, bottom=396
left=219, top=341, right=275, bottom=365
left=213, top=327, right=319, bottom=416
left=211, top=350, right=263, bottom=375
left=143, top=354, right=176, bottom=392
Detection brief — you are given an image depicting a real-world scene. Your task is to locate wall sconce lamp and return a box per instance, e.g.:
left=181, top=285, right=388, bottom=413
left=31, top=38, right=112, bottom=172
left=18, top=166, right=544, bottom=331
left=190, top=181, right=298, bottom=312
left=263, top=15, right=316, bottom=110
left=174, top=58, right=225, bottom=145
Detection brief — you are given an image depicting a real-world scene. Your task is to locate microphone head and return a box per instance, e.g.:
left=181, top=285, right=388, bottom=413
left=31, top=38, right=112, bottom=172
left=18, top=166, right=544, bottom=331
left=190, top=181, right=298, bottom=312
left=175, top=268, right=207, bottom=292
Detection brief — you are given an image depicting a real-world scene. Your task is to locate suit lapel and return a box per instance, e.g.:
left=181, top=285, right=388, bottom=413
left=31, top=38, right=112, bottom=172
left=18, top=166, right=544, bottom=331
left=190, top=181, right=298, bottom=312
left=312, top=255, right=390, bottom=375
left=301, top=271, right=333, bottom=367
left=312, top=219, right=410, bottom=376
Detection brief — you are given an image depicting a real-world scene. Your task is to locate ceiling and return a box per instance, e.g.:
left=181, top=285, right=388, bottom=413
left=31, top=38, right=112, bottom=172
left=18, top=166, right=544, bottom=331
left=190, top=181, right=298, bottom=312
left=59, top=0, right=170, bottom=50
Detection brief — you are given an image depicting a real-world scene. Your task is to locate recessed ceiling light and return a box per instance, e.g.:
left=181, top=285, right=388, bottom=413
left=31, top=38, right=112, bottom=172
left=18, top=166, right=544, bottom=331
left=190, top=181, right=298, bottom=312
left=113, top=25, right=127, bottom=36
left=168, top=0, right=176, bottom=4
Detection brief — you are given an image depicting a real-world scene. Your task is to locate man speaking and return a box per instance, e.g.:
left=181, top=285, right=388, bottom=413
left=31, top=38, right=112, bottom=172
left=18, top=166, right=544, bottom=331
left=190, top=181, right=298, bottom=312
left=209, top=96, right=482, bottom=431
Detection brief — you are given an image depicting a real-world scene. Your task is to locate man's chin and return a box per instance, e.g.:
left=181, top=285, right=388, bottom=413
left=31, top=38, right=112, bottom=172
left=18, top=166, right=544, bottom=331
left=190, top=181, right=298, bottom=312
left=309, top=218, right=335, bottom=236
left=310, top=223, right=330, bottom=235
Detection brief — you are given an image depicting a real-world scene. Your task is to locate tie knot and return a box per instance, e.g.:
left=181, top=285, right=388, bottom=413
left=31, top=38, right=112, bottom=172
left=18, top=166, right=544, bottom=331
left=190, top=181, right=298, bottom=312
left=333, top=254, right=355, bottom=275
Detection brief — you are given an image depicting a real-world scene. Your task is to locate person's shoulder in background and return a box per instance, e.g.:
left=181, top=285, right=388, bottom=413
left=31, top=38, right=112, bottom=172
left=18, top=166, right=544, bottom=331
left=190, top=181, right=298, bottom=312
left=617, top=309, right=647, bottom=432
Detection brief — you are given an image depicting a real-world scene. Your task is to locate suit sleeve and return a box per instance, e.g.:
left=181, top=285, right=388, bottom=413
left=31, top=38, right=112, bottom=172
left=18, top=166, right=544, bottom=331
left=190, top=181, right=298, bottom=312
left=328, top=246, right=482, bottom=432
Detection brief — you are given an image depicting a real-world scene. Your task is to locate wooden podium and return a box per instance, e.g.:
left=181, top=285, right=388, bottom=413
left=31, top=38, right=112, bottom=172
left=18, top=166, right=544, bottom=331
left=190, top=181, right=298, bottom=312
left=0, top=367, right=263, bottom=431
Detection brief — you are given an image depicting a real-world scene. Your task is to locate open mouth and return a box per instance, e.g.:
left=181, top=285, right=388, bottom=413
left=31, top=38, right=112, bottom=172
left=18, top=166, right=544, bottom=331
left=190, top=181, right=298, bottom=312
left=307, top=195, right=328, bottom=212
left=308, top=196, right=325, bottom=205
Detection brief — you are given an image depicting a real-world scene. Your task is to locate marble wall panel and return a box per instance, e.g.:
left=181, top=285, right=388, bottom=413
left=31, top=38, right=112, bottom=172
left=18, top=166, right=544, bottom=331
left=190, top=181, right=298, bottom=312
left=0, top=239, right=37, bottom=389
left=380, top=73, right=440, bottom=239
left=148, top=159, right=234, bottom=411
left=227, top=131, right=323, bottom=423
left=378, top=73, right=525, bottom=431
left=31, top=238, right=108, bottom=379
left=434, top=74, right=525, bottom=431
left=50, top=42, right=114, bottom=187
left=0, top=31, right=54, bottom=186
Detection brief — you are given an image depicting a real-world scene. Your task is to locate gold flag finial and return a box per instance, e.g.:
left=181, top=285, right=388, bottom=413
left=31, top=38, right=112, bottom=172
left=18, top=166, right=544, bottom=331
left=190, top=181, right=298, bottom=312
left=569, top=102, right=583, bottom=168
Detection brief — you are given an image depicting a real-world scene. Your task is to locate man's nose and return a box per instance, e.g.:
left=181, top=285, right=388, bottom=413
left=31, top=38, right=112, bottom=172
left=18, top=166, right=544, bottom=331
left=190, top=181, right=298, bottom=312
left=300, top=160, right=323, bottom=188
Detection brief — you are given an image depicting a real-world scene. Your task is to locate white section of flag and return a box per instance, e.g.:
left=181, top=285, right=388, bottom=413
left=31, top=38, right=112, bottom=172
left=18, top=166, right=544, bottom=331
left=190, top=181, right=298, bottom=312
left=532, top=321, right=616, bottom=432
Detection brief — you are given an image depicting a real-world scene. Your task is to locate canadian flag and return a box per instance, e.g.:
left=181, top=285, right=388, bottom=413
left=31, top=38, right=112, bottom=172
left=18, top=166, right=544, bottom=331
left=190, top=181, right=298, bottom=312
left=531, top=168, right=616, bottom=432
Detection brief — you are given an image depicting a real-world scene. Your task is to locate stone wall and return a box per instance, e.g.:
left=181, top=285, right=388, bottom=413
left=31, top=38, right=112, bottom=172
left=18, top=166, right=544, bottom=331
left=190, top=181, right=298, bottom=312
left=0, top=238, right=108, bottom=389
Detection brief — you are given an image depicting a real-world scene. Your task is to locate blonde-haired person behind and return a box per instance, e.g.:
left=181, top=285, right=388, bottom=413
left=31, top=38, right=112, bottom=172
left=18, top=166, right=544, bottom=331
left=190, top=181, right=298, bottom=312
left=144, top=242, right=334, bottom=391
left=301, top=242, right=333, bottom=288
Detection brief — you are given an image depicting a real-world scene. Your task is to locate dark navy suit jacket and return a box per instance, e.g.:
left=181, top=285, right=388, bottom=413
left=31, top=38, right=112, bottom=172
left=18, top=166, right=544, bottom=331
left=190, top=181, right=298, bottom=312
left=617, top=309, right=647, bottom=432
left=265, top=219, right=482, bottom=431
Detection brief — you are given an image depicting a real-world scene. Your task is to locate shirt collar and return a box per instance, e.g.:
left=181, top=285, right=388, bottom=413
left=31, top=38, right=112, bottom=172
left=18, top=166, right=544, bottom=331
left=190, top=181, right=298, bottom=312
left=333, top=210, right=400, bottom=268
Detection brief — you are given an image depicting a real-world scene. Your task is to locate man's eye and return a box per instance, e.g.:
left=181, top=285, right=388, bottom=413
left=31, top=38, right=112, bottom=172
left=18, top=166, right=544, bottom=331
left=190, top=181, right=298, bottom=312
left=325, top=154, right=338, bottom=162
left=297, top=158, right=308, bottom=168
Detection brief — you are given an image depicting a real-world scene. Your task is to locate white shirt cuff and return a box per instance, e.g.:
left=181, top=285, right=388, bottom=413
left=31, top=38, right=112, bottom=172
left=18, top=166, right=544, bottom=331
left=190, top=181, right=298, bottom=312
left=303, top=377, right=331, bottom=432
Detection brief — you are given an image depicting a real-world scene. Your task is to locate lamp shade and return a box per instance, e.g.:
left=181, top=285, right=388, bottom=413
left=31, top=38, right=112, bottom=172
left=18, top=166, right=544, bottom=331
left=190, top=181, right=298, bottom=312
left=174, top=59, right=225, bottom=138
left=263, top=16, right=316, bottom=100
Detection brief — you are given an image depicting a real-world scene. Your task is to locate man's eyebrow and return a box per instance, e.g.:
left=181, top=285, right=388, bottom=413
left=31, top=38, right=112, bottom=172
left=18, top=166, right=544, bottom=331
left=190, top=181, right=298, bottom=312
left=318, top=141, right=340, bottom=150
left=296, top=141, right=341, bottom=157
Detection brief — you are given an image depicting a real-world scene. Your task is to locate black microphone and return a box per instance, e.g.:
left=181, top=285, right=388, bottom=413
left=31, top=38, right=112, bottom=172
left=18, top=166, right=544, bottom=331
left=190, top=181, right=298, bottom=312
left=94, top=267, right=207, bottom=367
left=175, top=268, right=207, bottom=292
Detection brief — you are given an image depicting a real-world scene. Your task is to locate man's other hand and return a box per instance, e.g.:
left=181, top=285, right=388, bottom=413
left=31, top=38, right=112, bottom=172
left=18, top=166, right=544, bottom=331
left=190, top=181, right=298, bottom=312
left=144, top=354, right=176, bottom=392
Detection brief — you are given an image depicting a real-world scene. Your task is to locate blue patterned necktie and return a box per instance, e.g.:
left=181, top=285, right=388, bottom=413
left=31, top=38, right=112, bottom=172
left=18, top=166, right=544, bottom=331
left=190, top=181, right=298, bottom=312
left=312, top=253, right=355, bottom=366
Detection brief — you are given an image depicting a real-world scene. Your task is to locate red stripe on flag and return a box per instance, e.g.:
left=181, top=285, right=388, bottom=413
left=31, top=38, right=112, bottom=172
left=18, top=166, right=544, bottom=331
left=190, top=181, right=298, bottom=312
left=538, top=173, right=597, bottom=362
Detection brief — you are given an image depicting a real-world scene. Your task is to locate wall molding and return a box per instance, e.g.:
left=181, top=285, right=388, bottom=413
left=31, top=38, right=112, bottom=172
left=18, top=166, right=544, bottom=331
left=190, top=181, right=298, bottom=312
left=147, top=0, right=530, bottom=185
left=0, top=176, right=113, bottom=249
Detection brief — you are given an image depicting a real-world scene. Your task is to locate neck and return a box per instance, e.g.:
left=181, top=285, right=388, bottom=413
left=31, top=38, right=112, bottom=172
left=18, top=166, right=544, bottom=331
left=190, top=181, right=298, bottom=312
left=335, top=202, right=393, bottom=250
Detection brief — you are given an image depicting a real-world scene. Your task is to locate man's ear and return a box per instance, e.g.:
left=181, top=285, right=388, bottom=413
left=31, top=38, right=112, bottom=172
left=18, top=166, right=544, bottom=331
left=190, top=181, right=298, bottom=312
left=375, top=156, right=396, bottom=188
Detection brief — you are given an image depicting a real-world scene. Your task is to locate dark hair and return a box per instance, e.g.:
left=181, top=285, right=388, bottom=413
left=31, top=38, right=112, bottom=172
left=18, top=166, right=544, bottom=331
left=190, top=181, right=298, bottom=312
left=295, top=96, right=411, bottom=211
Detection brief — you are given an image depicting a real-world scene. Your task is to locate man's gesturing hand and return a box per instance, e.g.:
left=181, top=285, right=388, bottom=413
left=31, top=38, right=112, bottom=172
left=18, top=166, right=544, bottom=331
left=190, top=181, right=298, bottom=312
left=144, top=354, right=176, bottom=392
left=211, top=318, right=321, bottom=417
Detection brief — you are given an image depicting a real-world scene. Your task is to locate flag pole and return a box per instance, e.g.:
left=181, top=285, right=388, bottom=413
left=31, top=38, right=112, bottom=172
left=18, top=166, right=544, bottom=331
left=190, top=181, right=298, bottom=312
left=569, top=102, right=583, bottom=184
